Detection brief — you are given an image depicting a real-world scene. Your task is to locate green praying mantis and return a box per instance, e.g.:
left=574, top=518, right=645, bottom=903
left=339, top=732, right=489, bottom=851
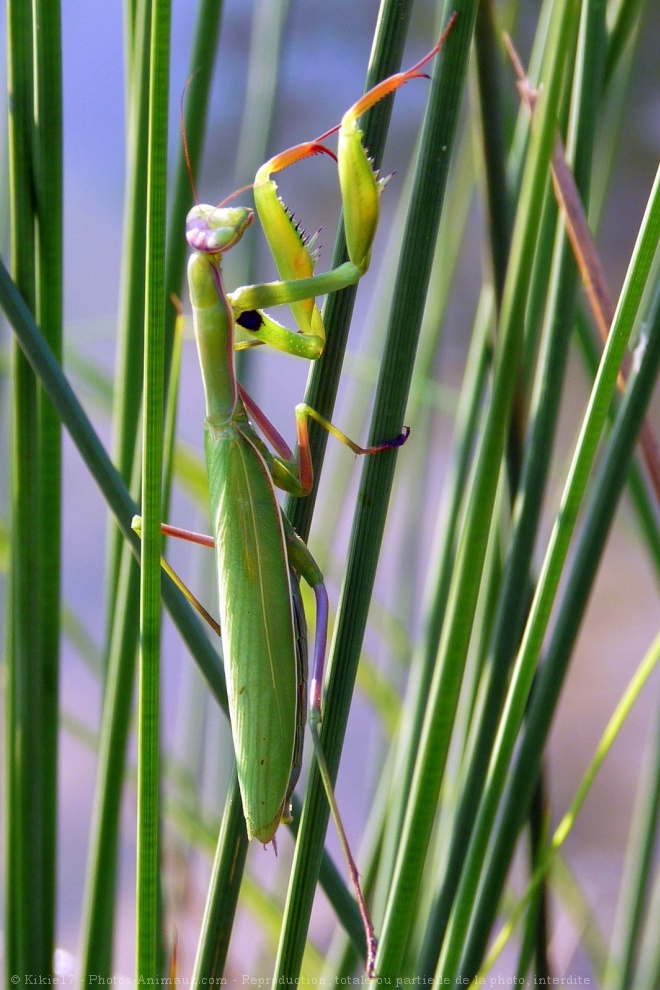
left=134, top=18, right=455, bottom=976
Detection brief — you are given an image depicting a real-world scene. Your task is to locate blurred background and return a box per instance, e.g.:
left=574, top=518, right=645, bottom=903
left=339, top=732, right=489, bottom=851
left=1, top=0, right=660, bottom=980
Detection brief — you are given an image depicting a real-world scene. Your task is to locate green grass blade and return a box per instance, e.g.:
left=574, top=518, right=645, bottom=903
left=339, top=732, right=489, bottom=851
left=78, top=0, right=152, bottom=973
left=379, top=288, right=493, bottom=906
left=379, top=0, right=571, bottom=979
left=283, top=0, right=419, bottom=542
left=603, top=693, right=660, bottom=990
left=105, top=0, right=151, bottom=623
left=80, top=2, right=225, bottom=974
left=420, top=0, right=606, bottom=974
left=0, top=220, right=360, bottom=983
left=135, top=0, right=170, bottom=978
left=234, top=0, right=291, bottom=204
left=274, top=3, right=476, bottom=981
left=275, top=0, right=424, bottom=974
left=516, top=774, right=551, bottom=983
left=79, top=524, right=142, bottom=979
left=0, top=257, right=227, bottom=718
left=163, top=0, right=223, bottom=369
left=5, top=1, right=45, bottom=981
left=634, top=863, right=660, bottom=990
left=474, top=0, right=512, bottom=306
left=33, top=1, right=63, bottom=970
left=191, top=773, right=249, bottom=982
left=452, top=166, right=660, bottom=981
left=605, top=0, right=650, bottom=85
left=4, top=2, right=660, bottom=980
left=575, top=305, right=660, bottom=577
left=480, top=624, right=660, bottom=979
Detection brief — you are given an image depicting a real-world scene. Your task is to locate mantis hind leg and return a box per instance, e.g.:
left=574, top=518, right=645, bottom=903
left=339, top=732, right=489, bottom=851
left=284, top=521, right=377, bottom=976
left=280, top=568, right=308, bottom=822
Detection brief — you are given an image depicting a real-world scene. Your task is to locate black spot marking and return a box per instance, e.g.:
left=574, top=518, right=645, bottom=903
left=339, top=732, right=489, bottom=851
left=237, top=310, right=264, bottom=332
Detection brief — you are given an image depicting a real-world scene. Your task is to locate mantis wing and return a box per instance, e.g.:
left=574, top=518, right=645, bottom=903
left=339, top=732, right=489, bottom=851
left=205, top=420, right=298, bottom=843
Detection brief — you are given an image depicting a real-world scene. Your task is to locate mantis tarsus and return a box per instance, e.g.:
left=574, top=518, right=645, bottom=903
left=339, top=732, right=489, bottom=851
left=135, top=18, right=455, bottom=976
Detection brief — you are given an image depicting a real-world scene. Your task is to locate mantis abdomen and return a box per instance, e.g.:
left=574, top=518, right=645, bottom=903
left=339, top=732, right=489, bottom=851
left=205, top=418, right=300, bottom=843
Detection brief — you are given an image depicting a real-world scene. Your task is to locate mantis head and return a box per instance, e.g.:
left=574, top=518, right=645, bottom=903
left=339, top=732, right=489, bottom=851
left=186, top=204, right=254, bottom=256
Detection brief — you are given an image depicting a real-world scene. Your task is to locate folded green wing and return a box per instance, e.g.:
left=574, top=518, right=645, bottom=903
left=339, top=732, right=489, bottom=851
left=205, top=419, right=298, bottom=842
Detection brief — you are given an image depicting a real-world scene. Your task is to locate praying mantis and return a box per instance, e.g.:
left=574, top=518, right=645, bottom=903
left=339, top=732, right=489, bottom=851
left=135, top=18, right=455, bottom=975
